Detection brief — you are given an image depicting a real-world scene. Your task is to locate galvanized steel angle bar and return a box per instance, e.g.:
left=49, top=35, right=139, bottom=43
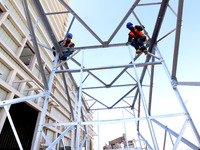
left=107, top=0, right=141, bottom=44
left=131, top=0, right=170, bottom=109
left=45, top=11, right=70, bottom=16
left=155, top=45, right=200, bottom=146
left=70, top=58, right=107, bottom=86
left=0, top=93, right=45, bottom=107
left=22, top=0, right=49, bottom=90
left=152, top=119, right=200, bottom=150
left=55, top=61, right=162, bottom=73
left=79, top=113, right=185, bottom=125
left=32, top=0, right=62, bottom=55
left=4, top=106, right=23, bottom=150
left=109, top=54, right=141, bottom=87
left=82, top=91, right=109, bottom=109
left=58, top=0, right=104, bottom=45
left=46, top=125, right=74, bottom=150
left=132, top=11, right=150, bottom=39
left=61, top=16, right=75, bottom=47
left=41, top=132, right=54, bottom=149
left=157, top=28, right=177, bottom=43
left=81, top=108, right=87, bottom=134
left=76, top=51, right=85, bottom=150
left=172, top=119, right=188, bottom=150
left=60, top=64, right=75, bottom=121
left=37, top=41, right=54, bottom=51
left=128, top=45, right=159, bottom=150
left=178, top=82, right=200, bottom=86
left=172, top=0, right=184, bottom=79
left=110, top=85, right=137, bottom=109
left=79, top=134, right=87, bottom=150
left=32, top=54, right=59, bottom=149
left=33, top=17, right=40, bottom=30
left=138, top=132, right=154, bottom=150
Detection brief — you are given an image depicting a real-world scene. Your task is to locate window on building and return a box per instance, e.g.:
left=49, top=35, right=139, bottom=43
left=19, top=43, right=35, bottom=67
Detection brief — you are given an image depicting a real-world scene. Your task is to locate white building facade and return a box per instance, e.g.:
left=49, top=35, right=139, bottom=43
left=0, top=0, right=94, bottom=149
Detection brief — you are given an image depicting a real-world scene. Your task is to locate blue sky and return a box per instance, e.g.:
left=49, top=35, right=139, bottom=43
left=61, top=0, right=200, bottom=149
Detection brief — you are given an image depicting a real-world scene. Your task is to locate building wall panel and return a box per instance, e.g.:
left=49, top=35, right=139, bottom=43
left=12, top=75, right=21, bottom=90
left=3, top=0, right=29, bottom=38
left=4, top=18, right=23, bottom=42
left=46, top=129, right=55, bottom=142
left=0, top=26, right=18, bottom=53
left=0, top=88, right=8, bottom=100
left=0, top=61, right=11, bottom=81
left=0, top=0, right=95, bottom=148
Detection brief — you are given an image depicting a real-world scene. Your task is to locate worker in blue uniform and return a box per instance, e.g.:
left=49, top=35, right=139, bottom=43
left=126, top=22, right=148, bottom=55
left=52, top=33, right=75, bottom=60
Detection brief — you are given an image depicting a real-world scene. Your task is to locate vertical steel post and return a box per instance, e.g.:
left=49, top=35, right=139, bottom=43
left=132, top=110, right=143, bottom=150
left=33, top=54, right=59, bottom=150
left=155, top=45, right=200, bottom=147
left=71, top=91, right=78, bottom=149
left=60, top=64, right=75, bottom=121
left=122, top=109, right=129, bottom=149
left=163, top=130, right=167, bottom=150
left=172, top=0, right=184, bottom=79
left=76, top=51, right=84, bottom=150
left=97, top=110, right=100, bottom=150
left=128, top=45, right=159, bottom=150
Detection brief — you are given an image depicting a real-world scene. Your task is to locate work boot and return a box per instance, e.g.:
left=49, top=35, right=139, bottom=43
left=143, top=49, right=148, bottom=55
left=59, top=55, right=67, bottom=60
left=136, top=49, right=142, bottom=54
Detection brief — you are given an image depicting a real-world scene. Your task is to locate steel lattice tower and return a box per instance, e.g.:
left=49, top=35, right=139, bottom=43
left=0, top=0, right=200, bottom=150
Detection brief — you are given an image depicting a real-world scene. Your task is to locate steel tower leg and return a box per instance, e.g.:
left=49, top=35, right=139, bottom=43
left=128, top=45, right=159, bottom=150
left=33, top=54, right=59, bottom=150
left=75, top=51, right=85, bottom=150
left=155, top=45, right=200, bottom=147
left=122, top=109, right=129, bottom=149
left=71, top=91, right=78, bottom=149
left=132, top=110, right=143, bottom=150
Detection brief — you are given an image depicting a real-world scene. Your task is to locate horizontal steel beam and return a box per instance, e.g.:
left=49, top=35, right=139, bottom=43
left=55, top=61, right=162, bottom=73
left=137, top=2, right=162, bottom=6
left=82, top=83, right=141, bottom=90
left=178, top=82, right=200, bottom=86
left=45, top=11, right=70, bottom=15
left=0, top=93, right=45, bottom=107
left=43, top=113, right=184, bottom=127
left=89, top=106, right=131, bottom=111
left=74, top=43, right=127, bottom=50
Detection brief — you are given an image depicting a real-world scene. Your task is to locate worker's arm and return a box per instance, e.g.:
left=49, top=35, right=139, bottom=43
left=128, top=34, right=132, bottom=42
left=58, top=40, right=64, bottom=45
left=69, top=43, right=75, bottom=48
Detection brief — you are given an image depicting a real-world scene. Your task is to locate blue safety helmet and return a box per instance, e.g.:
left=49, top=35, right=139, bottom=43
left=126, top=22, right=133, bottom=28
left=67, top=33, right=73, bottom=39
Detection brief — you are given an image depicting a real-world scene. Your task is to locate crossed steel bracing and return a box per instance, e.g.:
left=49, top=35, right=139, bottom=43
left=0, top=0, right=200, bottom=149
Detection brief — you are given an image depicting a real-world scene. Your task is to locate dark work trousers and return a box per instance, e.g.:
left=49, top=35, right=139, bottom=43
left=131, top=37, right=146, bottom=51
